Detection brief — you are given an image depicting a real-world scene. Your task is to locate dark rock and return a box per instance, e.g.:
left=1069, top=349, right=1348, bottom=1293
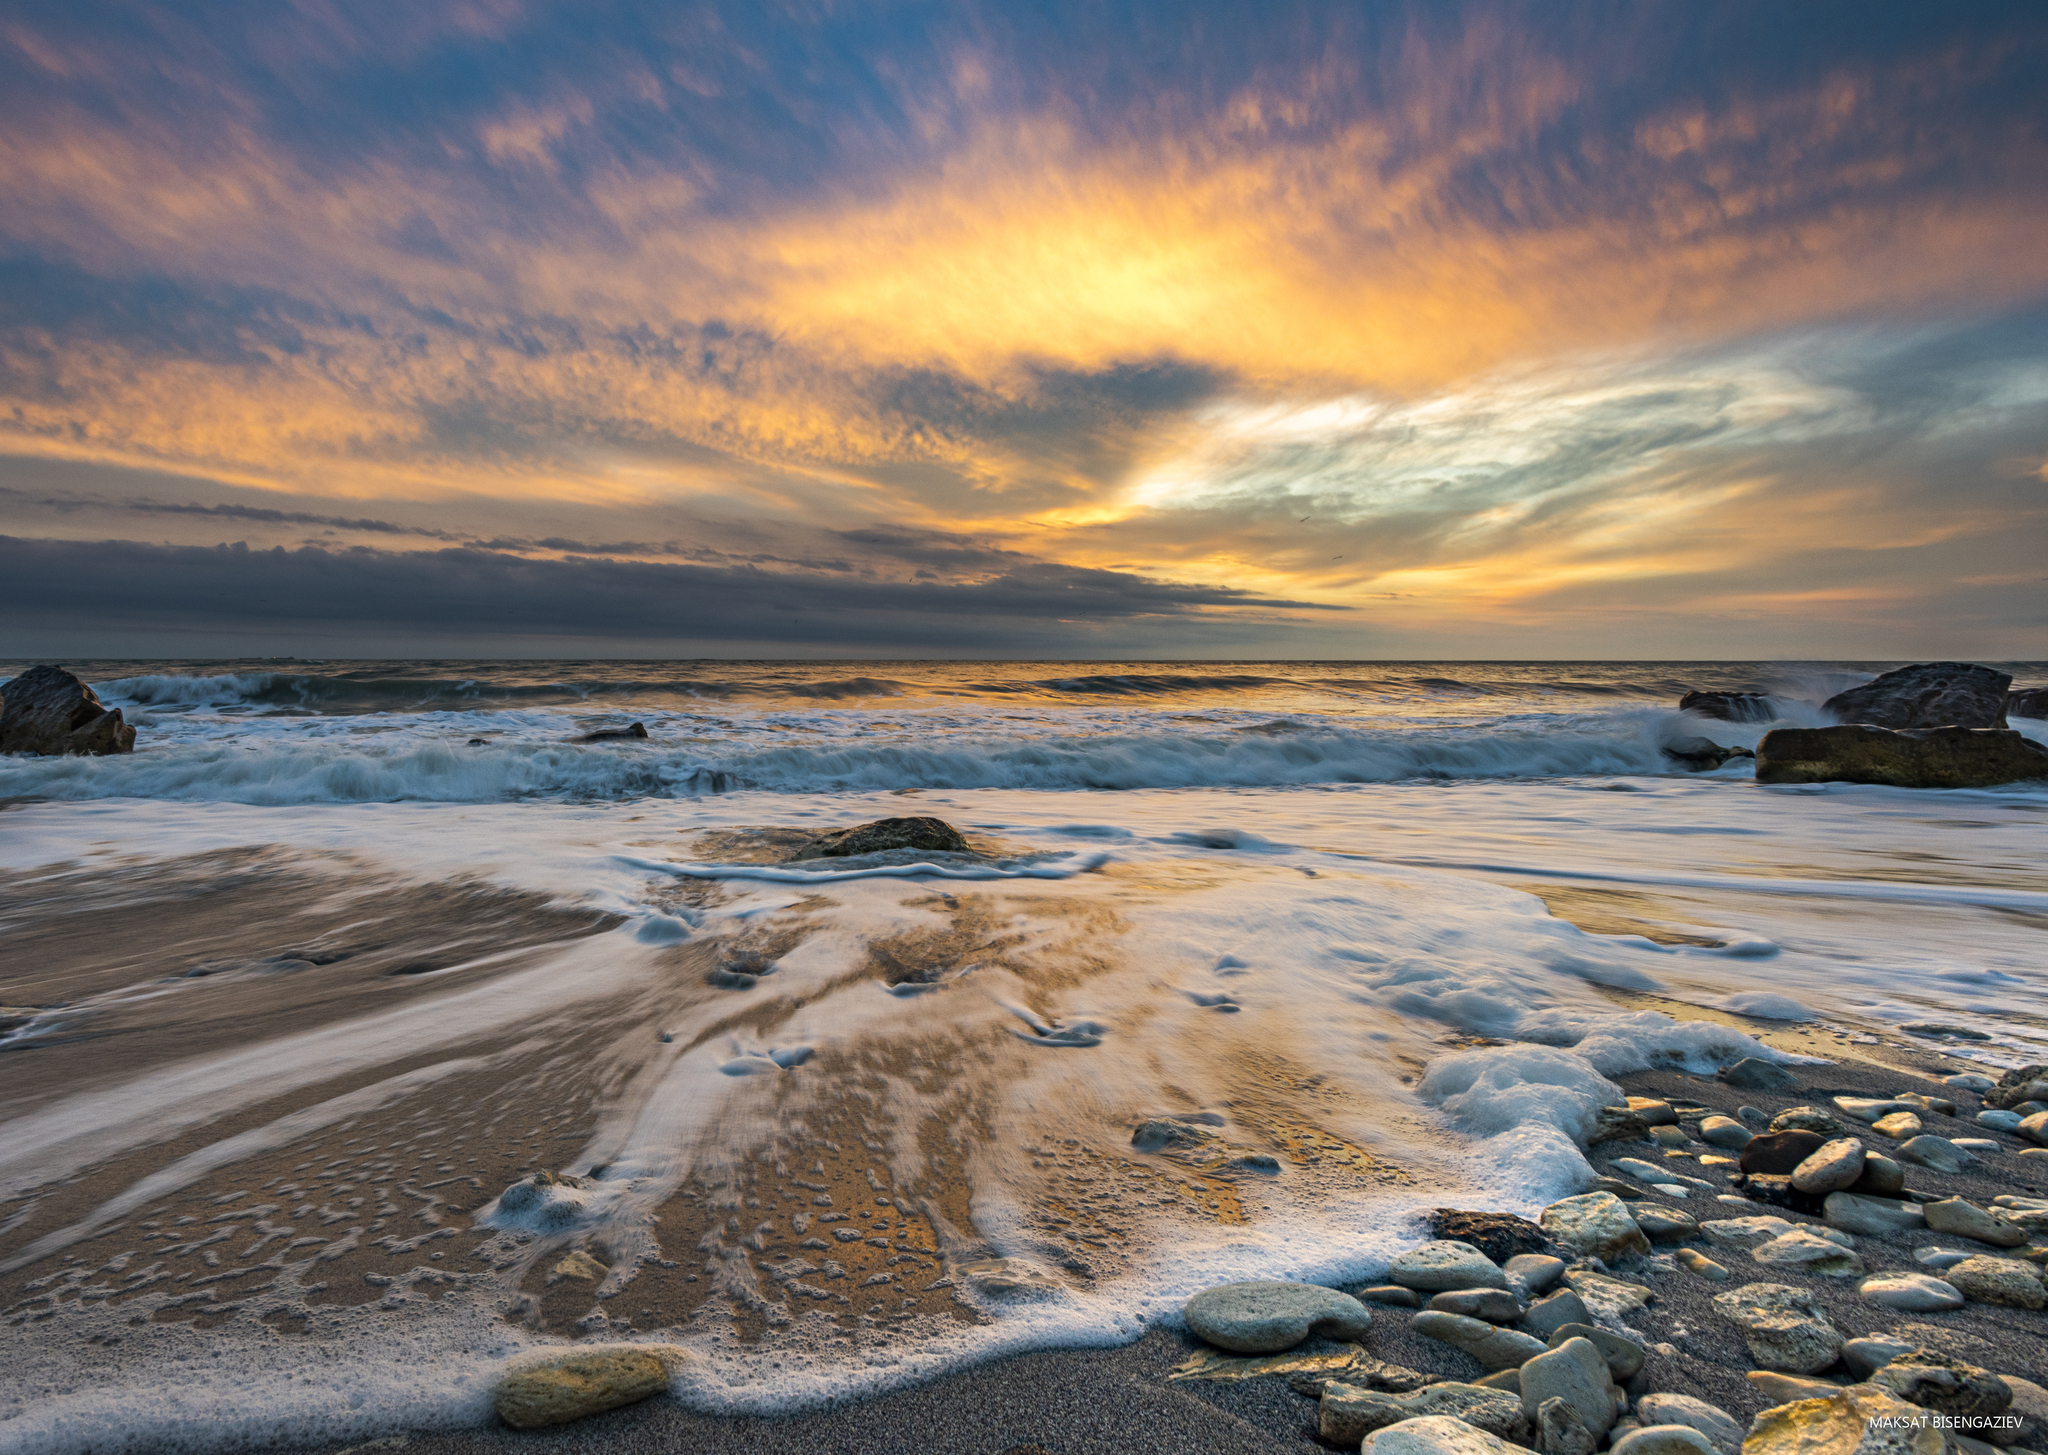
left=792, top=816, right=970, bottom=860
left=1547, top=1322, right=1646, bottom=1380
left=1987, top=1065, right=2048, bottom=1112
left=1717, top=1058, right=1801, bottom=1091
left=1131, top=1118, right=1217, bottom=1153
left=2012, top=687, right=2048, bottom=720
left=1823, top=663, right=2011, bottom=730
left=571, top=722, right=649, bottom=742
left=1871, top=1348, right=2012, bottom=1418
left=1740, top=1130, right=1829, bottom=1176
left=1756, top=724, right=2048, bottom=789
left=1589, top=1106, right=1650, bottom=1145
left=1662, top=736, right=1757, bottom=772
left=1679, top=690, right=1782, bottom=723
left=1741, top=1174, right=1828, bottom=1216
left=0, top=665, right=135, bottom=756
left=1425, top=1209, right=1550, bottom=1265
left=1849, top=1153, right=1906, bottom=1197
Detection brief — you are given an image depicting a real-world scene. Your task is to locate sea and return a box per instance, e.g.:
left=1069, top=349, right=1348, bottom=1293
left=1, top=659, right=2044, bottom=1452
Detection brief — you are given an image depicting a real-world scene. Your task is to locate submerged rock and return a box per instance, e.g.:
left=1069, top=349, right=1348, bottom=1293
left=495, top=1344, right=683, bottom=1428
left=2012, top=687, right=2048, bottom=719
left=1183, top=1280, right=1371, bottom=1353
left=1663, top=737, right=1755, bottom=771
left=1822, top=662, right=2011, bottom=730
left=792, top=816, right=971, bottom=859
left=570, top=721, right=649, bottom=742
left=0, top=665, right=135, bottom=756
left=1755, top=724, right=2048, bottom=788
left=1678, top=690, right=1782, bottom=723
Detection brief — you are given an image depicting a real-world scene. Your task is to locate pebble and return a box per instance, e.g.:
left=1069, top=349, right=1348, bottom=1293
left=1950, top=1138, right=2001, bottom=1154
left=1822, top=1192, right=1925, bottom=1236
left=1738, top=1130, right=1826, bottom=1176
left=1633, top=1205, right=1698, bottom=1243
left=1700, top=1215, right=1793, bottom=1248
left=1539, top=1193, right=1650, bottom=1261
left=1871, top=1111, right=1924, bottom=1140
left=2021, top=1111, right=2048, bottom=1145
left=1389, top=1241, right=1510, bottom=1292
left=1746, top=1371, right=1844, bottom=1403
left=1850, top=1152, right=1905, bottom=1196
left=1519, top=1289, right=1593, bottom=1339
left=1649, top=1126, right=1691, bottom=1148
left=1427, top=1288, right=1522, bottom=1323
left=1944, top=1072, right=1996, bottom=1092
left=1633, top=1394, right=1743, bottom=1455
left=1183, top=1281, right=1374, bottom=1353
left=1871, top=1350, right=2014, bottom=1418
left=1560, top=1268, right=1655, bottom=1317
left=1698, top=1116, right=1752, bottom=1150
left=1518, top=1337, right=1618, bottom=1444
left=1894, top=1092, right=1957, bottom=1116
left=1841, top=1334, right=1917, bottom=1378
left=1411, top=1311, right=1549, bottom=1371
left=1914, top=1246, right=1974, bottom=1269
left=2021, top=1147, right=2048, bottom=1165
left=1718, top=1057, right=1801, bottom=1090
left=1833, top=1095, right=1913, bottom=1122
left=1788, top=1138, right=1867, bottom=1194
left=1610, top=1156, right=1675, bottom=1183
left=1745, top=1385, right=1937, bottom=1455
left=1922, top=1198, right=2027, bottom=1248
left=1360, top=1285, right=1423, bottom=1307
left=1943, top=1256, right=2047, bottom=1309
left=1609, top=1427, right=1717, bottom=1455
left=1592, top=1176, right=1646, bottom=1200
left=495, top=1345, right=685, bottom=1429
left=1675, top=1248, right=1730, bottom=1281
left=1320, top=1382, right=1531, bottom=1446
left=1976, top=1108, right=2023, bottom=1131
left=1361, top=1414, right=1523, bottom=1455
left=1711, top=1282, right=1842, bottom=1373
left=1736, top=1105, right=1770, bottom=1127
left=1503, top=1254, right=1565, bottom=1296
left=1858, top=1271, right=1965, bottom=1312
left=1750, top=1230, right=1863, bottom=1278
left=1546, top=1322, right=1646, bottom=1380
left=1769, top=1106, right=1844, bottom=1137
left=1627, top=1097, right=1679, bottom=1126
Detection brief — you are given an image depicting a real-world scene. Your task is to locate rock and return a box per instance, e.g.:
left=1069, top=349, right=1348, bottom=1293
left=495, top=1344, right=682, bottom=1428
left=2021, top=1111, right=2048, bottom=1146
left=1747, top=1371, right=1846, bottom=1403
left=1519, top=1337, right=1617, bottom=1445
left=1428, top=1288, right=1522, bottom=1323
left=1740, top=1175, right=1826, bottom=1215
left=1843, top=1335, right=1918, bottom=1378
left=1737, top=1105, right=1772, bottom=1127
left=1611, top=1156, right=1680, bottom=1185
left=1538, top=1193, right=1649, bottom=1261
left=1893, top=1136, right=1977, bottom=1173
left=1894, top=1093, right=1956, bottom=1116
left=1756, top=723, right=2048, bottom=789
left=0, top=665, right=136, bottom=756
left=1823, top=1192, right=1925, bottom=1236
left=1474, top=1369, right=1523, bottom=1394
left=1859, top=1273, right=1966, bottom=1312
left=1591, top=1106, right=1652, bottom=1145
left=1942, top=1256, right=2045, bottom=1309
left=1701, top=1215, right=1795, bottom=1249
left=1718, top=1058, right=1802, bottom=1091
left=1131, top=1118, right=1218, bottom=1152
left=1361, top=1285, right=1424, bottom=1307
left=1698, top=1116, right=1753, bottom=1150
left=1504, top=1254, right=1566, bottom=1296
left=1872, top=1112, right=1924, bottom=1140
left=1320, top=1382, right=1531, bottom=1445
left=1633, top=1394, right=1742, bottom=1455
left=1710, top=1282, right=1842, bottom=1374
left=570, top=721, right=650, bottom=741
left=1946, top=1073, right=1998, bottom=1093
left=1628, top=1100, right=1678, bottom=1126
left=1537, top=1396, right=1599, bottom=1455
left=1183, top=1281, right=1372, bottom=1353
left=1427, top=1209, right=1551, bottom=1265
left=549, top=1249, right=608, bottom=1281
left=793, top=816, right=970, bottom=859
left=1592, top=1177, right=1646, bottom=1200
left=1740, top=1130, right=1828, bottom=1176
left=1649, top=1125, right=1691, bottom=1149
left=1985, top=1064, right=2048, bottom=1111
left=1834, top=1096, right=1913, bottom=1123
left=1743, top=1384, right=1960, bottom=1455
left=1390, top=1240, right=1510, bottom=1292
left=1676, top=1248, right=1730, bottom=1281
left=1664, top=737, right=1756, bottom=771
left=1547, top=1323, right=1645, bottom=1380
left=2012, top=686, right=2048, bottom=719
left=1872, top=1350, right=2012, bottom=1418
left=1361, top=1414, right=1526, bottom=1455
left=2022, top=1147, right=2048, bottom=1165
left=1851, top=1154, right=1907, bottom=1197
left=1790, top=1140, right=1868, bottom=1195
left=1679, top=690, right=1782, bottom=723
left=1560, top=1268, right=1654, bottom=1318
left=1751, top=1230, right=1864, bottom=1278
left=1412, top=1311, right=1549, bottom=1371
left=1520, top=1290, right=1593, bottom=1340
left=1633, top=1205, right=1698, bottom=1243
left=1975, top=1109, right=2023, bottom=1132
left=1770, top=1106, right=1845, bottom=1137
left=1921, top=1199, right=2026, bottom=1248
left=1822, top=662, right=2012, bottom=730
left=2003, top=1376, right=2048, bottom=1447
left=1915, top=1247, right=1973, bottom=1270
left=1610, top=1426, right=1720, bottom=1455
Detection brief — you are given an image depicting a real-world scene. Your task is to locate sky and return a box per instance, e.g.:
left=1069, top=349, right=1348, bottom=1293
left=1, top=0, right=2045, bottom=660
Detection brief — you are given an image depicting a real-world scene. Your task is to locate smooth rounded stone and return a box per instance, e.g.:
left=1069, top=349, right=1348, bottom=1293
left=1872, top=1350, right=2013, bottom=1417
left=1700, top=1214, right=1794, bottom=1249
left=1649, top=1125, right=1691, bottom=1149
left=1718, top=1057, right=1801, bottom=1091
left=1736, top=1105, right=1771, bottom=1127
left=1976, top=1108, right=2024, bottom=1132
left=1697, top=1116, right=1753, bottom=1150
left=1427, top=1288, right=1522, bottom=1323
left=1390, top=1240, right=1510, bottom=1292
left=1361, top=1414, right=1524, bottom=1455
left=1950, top=1138, right=2001, bottom=1155
left=2021, top=1110, right=2048, bottom=1146
left=1710, top=1282, right=1843, bottom=1374
left=1361, top=1285, right=1424, bottom=1307
left=1519, top=1289, right=1592, bottom=1340
left=1560, top=1268, right=1654, bottom=1318
left=1835, top=1096, right=1915, bottom=1123
left=1893, top=1135, right=1977, bottom=1173
left=1504, top=1253, right=1565, bottom=1296
left=1789, top=1139, right=1868, bottom=1194
left=1895, top=1092, right=1958, bottom=1116
left=1922, top=1198, right=2027, bottom=1247
left=1770, top=1106, right=1846, bottom=1137
left=1944, top=1256, right=2046, bottom=1309
left=1518, top=1337, right=1617, bottom=1443
left=1850, top=1153, right=1907, bottom=1197
left=495, top=1344, right=683, bottom=1428
left=1547, top=1323, right=1645, bottom=1380
left=1739, top=1130, right=1828, bottom=1176
left=1946, top=1073, right=1997, bottom=1093
left=1184, top=1280, right=1373, bottom=1353
left=1611, top=1156, right=1676, bottom=1184
left=1871, top=1111, right=1924, bottom=1141
left=1751, top=1230, right=1864, bottom=1278
left=1675, top=1248, right=1730, bottom=1281
left=1321, top=1381, right=1532, bottom=1446
left=1592, top=1176, right=1646, bottom=1201
left=1633, top=1205, right=1698, bottom=1243
left=1474, top=1369, right=1523, bottom=1394
left=1412, top=1311, right=1548, bottom=1371
left=1748, top=1371, right=1845, bottom=1404
left=1914, top=1246, right=1973, bottom=1269
left=1634, top=1394, right=1742, bottom=1455
left=1859, top=1272, right=1966, bottom=1312
left=1823, top=1192, right=1926, bottom=1236
left=1627, top=1097, right=1680, bottom=1126
left=1539, top=1193, right=1650, bottom=1261
left=2021, top=1147, right=2048, bottom=1164
left=1843, top=1335, right=1918, bottom=1378
left=1609, top=1426, right=1717, bottom=1455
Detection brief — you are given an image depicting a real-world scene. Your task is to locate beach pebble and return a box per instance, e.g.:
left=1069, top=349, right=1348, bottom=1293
left=1360, top=1414, right=1524, bottom=1455
left=1842, top=1334, right=1917, bottom=1378
left=1608, top=1427, right=1717, bottom=1455
left=1943, top=1256, right=2046, bottom=1309
left=1592, top=1176, right=1645, bottom=1200
left=1591, top=1105, right=1652, bottom=1145
left=2021, top=1111, right=2048, bottom=1145
left=1738, top=1130, right=1826, bottom=1176
left=1389, top=1240, right=1509, bottom=1292
left=1858, top=1272, right=1965, bottom=1312
left=1711, top=1282, right=1842, bottom=1374
left=1894, top=1135, right=1978, bottom=1172
left=1697, top=1117, right=1752, bottom=1150
left=1768, top=1106, right=1844, bottom=1137
left=1922, top=1198, right=2027, bottom=1247
left=1975, top=1108, right=2023, bottom=1132
left=1946, top=1073, right=1997, bottom=1093
left=1871, top=1112, right=1923, bottom=1140
left=1744, top=1386, right=1936, bottom=1455
left=1536, top=1399, right=1599, bottom=1455
left=1427, top=1288, right=1521, bottom=1323
left=1540, top=1193, right=1650, bottom=1261
left=1823, top=1192, right=1925, bottom=1236
left=1789, top=1138, right=1867, bottom=1194
left=1412, top=1311, right=1549, bottom=1371
left=1700, top=1214, right=1793, bottom=1249
left=1503, top=1253, right=1565, bottom=1296
left=1649, top=1125, right=1691, bottom=1148
left=1633, top=1394, right=1742, bottom=1455
left=1627, top=1097, right=1679, bottom=1126
left=1360, top=1285, right=1423, bottom=1307
left=1915, top=1246, right=1973, bottom=1269
left=1746, top=1371, right=1843, bottom=1403
left=1320, top=1382, right=1531, bottom=1446
left=1547, top=1323, right=1646, bottom=1380
left=1736, top=1105, right=1771, bottom=1127
left=1519, top=1289, right=1592, bottom=1339
left=1610, top=1156, right=1673, bottom=1183
left=1849, top=1152, right=1906, bottom=1196
left=1632, top=1205, right=1698, bottom=1243
left=1949, top=1138, right=2001, bottom=1154
left=1750, top=1230, right=1864, bottom=1278
left=1183, top=1280, right=1372, bottom=1353
left=1718, top=1058, right=1801, bottom=1091
left=1518, top=1337, right=1618, bottom=1443
left=2020, top=1147, right=2048, bottom=1165
left=494, top=1344, right=684, bottom=1429
left=1871, top=1350, right=2013, bottom=1417
left=1834, top=1096, right=1914, bottom=1123
left=1675, top=1248, right=1730, bottom=1281
left=1895, top=1092, right=1957, bottom=1115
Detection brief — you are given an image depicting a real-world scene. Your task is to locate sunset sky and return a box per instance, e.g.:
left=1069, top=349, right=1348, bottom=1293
left=2, top=0, right=2044, bottom=658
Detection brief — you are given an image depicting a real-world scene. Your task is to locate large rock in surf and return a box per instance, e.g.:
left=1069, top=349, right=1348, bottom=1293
left=1822, top=662, right=2010, bottom=729
left=0, top=665, right=135, bottom=756
left=1678, top=690, right=1781, bottom=723
left=792, top=816, right=970, bottom=860
left=494, top=1343, right=685, bottom=1428
left=1183, top=1280, right=1372, bottom=1352
left=1755, top=725, right=2048, bottom=789
left=2012, top=687, right=2048, bottom=720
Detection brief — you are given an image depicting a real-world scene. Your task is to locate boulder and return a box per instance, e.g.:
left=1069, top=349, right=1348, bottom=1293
left=2012, top=687, right=2048, bottom=719
left=1790, top=1140, right=1868, bottom=1195
left=0, top=665, right=136, bottom=756
left=1742, top=1385, right=1960, bottom=1455
left=1822, top=663, right=2011, bottom=730
left=1183, top=1281, right=1372, bottom=1352
left=1871, top=1350, right=2012, bottom=1418
left=1632, top=1394, right=1742, bottom=1455
left=1663, top=737, right=1755, bottom=771
left=1411, top=1311, right=1548, bottom=1371
left=495, top=1344, right=683, bottom=1428
left=1361, top=1414, right=1525, bottom=1455
left=1823, top=1192, right=1924, bottom=1236
left=1717, top=1058, right=1802, bottom=1091
left=1320, top=1382, right=1531, bottom=1446
left=1740, top=1131, right=1827, bottom=1176
left=1710, top=1282, right=1842, bottom=1374
left=1678, top=690, right=1782, bottom=723
left=1518, top=1337, right=1617, bottom=1444
left=1426, top=1209, right=1551, bottom=1264
left=1859, top=1272, right=1965, bottom=1313
left=1942, top=1256, right=2045, bottom=1309
left=793, top=816, right=970, bottom=859
left=1921, top=1199, right=2026, bottom=1248
left=1427, top=1288, right=1521, bottom=1323
left=1754, top=724, right=2048, bottom=789
left=1538, top=1193, right=1649, bottom=1261
left=1985, top=1065, right=2048, bottom=1111
left=1389, top=1240, right=1509, bottom=1292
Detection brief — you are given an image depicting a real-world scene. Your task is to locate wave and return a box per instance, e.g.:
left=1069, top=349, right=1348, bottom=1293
left=95, top=671, right=910, bottom=713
